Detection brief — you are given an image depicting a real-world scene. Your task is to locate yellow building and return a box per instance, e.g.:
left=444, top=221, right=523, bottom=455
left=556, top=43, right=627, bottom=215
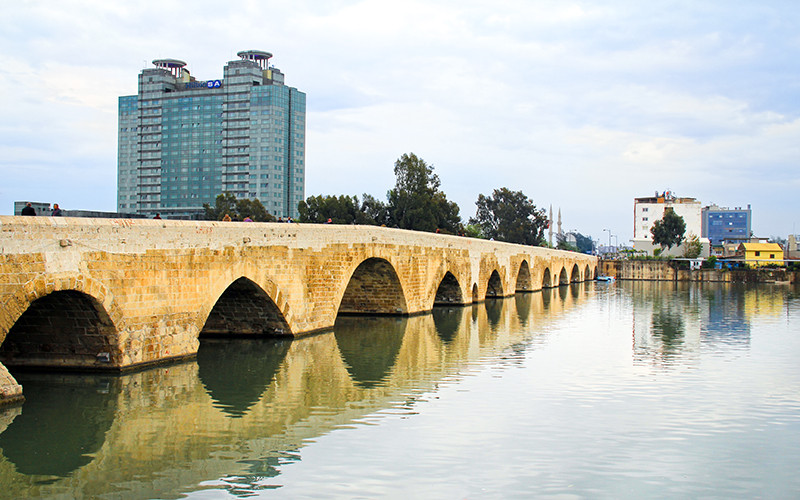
left=736, top=242, right=784, bottom=267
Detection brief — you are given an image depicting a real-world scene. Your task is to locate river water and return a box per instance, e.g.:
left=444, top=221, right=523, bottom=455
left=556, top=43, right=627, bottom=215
left=0, top=281, right=798, bottom=499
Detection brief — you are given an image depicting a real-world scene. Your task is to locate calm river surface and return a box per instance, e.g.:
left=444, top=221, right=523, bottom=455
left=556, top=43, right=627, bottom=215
left=0, top=281, right=799, bottom=499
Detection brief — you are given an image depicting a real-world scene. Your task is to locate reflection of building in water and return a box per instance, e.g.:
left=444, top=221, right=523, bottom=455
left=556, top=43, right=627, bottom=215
left=631, top=283, right=702, bottom=365
left=630, top=283, right=762, bottom=366
left=0, top=284, right=591, bottom=498
left=699, top=285, right=750, bottom=348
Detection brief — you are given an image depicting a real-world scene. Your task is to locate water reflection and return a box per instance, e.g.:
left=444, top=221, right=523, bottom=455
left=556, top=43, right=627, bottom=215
left=197, top=338, right=292, bottom=417
left=0, top=284, right=589, bottom=497
left=627, top=282, right=796, bottom=365
left=333, top=316, right=407, bottom=388
left=431, top=306, right=463, bottom=344
left=0, top=374, right=118, bottom=477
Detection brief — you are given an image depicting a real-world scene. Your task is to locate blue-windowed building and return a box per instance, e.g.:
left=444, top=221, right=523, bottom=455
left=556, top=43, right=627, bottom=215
left=701, top=204, right=751, bottom=246
left=117, top=50, right=306, bottom=219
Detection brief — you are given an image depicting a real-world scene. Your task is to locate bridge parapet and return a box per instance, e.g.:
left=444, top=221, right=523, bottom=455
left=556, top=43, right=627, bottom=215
left=0, top=216, right=597, bottom=404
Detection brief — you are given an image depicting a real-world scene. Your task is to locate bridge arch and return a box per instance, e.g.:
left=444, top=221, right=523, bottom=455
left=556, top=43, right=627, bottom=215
left=584, top=264, right=592, bottom=280
left=1, top=290, right=121, bottom=369
left=433, top=271, right=465, bottom=306
left=542, top=268, right=552, bottom=288
left=199, top=263, right=294, bottom=337
left=471, top=283, right=479, bottom=302
left=0, top=274, right=124, bottom=369
left=338, top=257, right=408, bottom=315
left=516, top=260, right=532, bottom=292
left=486, top=270, right=504, bottom=298
left=200, top=277, right=291, bottom=337
left=571, top=264, right=581, bottom=283
left=558, top=267, right=569, bottom=286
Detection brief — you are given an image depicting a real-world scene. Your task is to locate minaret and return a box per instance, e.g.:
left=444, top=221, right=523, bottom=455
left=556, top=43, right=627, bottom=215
left=557, top=208, right=562, bottom=238
left=548, top=205, right=554, bottom=246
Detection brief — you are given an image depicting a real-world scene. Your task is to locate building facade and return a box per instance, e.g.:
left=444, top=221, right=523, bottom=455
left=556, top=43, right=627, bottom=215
left=736, top=242, right=784, bottom=267
left=701, top=204, right=751, bottom=247
left=118, top=50, right=306, bottom=219
left=632, top=191, right=709, bottom=257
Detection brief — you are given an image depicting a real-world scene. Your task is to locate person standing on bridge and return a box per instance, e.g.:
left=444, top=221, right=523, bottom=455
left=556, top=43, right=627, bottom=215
left=21, top=203, right=36, bottom=216
left=52, top=204, right=63, bottom=216
left=222, top=214, right=232, bottom=222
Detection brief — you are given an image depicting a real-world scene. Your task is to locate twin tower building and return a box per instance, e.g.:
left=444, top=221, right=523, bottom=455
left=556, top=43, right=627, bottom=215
left=117, top=50, right=306, bottom=219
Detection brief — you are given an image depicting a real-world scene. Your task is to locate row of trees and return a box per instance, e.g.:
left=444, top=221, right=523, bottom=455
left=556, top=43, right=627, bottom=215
left=203, top=152, right=581, bottom=248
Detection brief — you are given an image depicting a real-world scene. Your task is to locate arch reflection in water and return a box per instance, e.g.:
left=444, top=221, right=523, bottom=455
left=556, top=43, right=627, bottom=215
left=333, top=316, right=407, bottom=388
left=485, top=298, right=504, bottom=330
left=0, top=374, right=118, bottom=477
left=431, top=306, right=464, bottom=344
left=515, top=293, right=532, bottom=328
left=197, top=338, right=292, bottom=417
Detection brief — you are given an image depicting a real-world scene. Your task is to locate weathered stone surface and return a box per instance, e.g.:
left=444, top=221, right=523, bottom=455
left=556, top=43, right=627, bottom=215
left=0, top=216, right=597, bottom=403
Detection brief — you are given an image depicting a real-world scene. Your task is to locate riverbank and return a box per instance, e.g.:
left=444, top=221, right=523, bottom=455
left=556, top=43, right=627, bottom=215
left=600, top=259, right=799, bottom=284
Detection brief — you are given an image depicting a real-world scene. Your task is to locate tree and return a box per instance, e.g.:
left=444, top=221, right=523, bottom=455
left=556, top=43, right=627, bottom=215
left=573, top=233, right=595, bottom=254
left=203, top=193, right=275, bottom=222
left=650, top=208, right=686, bottom=250
left=558, top=232, right=594, bottom=253
left=682, top=233, right=702, bottom=258
left=387, top=153, right=462, bottom=233
left=297, top=194, right=389, bottom=225
left=298, top=195, right=360, bottom=224
left=359, top=194, right=389, bottom=226
left=469, top=187, right=548, bottom=245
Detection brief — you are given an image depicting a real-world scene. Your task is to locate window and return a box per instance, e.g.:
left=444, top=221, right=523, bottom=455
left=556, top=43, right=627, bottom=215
left=755, top=251, right=760, bottom=256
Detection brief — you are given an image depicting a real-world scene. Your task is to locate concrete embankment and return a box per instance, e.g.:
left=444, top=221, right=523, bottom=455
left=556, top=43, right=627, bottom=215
left=600, top=260, right=798, bottom=284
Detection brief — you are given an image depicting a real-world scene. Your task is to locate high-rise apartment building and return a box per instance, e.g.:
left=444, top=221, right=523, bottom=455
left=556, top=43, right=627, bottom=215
left=118, top=50, right=306, bottom=219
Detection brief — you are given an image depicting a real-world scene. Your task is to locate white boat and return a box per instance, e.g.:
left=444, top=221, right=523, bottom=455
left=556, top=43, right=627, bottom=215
left=596, top=275, right=616, bottom=282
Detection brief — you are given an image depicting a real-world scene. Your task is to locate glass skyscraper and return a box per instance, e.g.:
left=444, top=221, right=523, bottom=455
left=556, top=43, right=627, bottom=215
left=117, top=50, right=306, bottom=219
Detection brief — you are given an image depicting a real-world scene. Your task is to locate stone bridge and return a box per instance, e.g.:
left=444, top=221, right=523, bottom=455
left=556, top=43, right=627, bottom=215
left=0, top=216, right=597, bottom=404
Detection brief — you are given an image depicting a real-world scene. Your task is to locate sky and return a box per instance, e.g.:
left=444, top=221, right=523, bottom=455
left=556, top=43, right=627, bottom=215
left=1, top=0, right=798, bottom=244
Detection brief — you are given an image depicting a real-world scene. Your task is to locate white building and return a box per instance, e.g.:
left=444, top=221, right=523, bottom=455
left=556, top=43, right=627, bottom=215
left=633, top=191, right=709, bottom=257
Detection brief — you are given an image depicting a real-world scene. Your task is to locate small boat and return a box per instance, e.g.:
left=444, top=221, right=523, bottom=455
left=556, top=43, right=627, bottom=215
left=596, top=275, right=616, bottom=282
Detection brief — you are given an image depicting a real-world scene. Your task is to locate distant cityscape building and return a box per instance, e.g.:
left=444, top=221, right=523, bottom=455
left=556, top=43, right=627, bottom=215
left=117, top=50, right=306, bottom=219
left=632, top=190, right=709, bottom=257
left=13, top=201, right=144, bottom=219
left=701, top=204, right=751, bottom=246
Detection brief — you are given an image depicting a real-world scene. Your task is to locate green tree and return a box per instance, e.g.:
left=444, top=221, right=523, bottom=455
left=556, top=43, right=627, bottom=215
left=298, top=195, right=360, bottom=224
left=463, top=223, right=485, bottom=239
left=469, top=187, right=548, bottom=245
left=682, top=233, right=702, bottom=258
left=650, top=208, right=686, bottom=250
left=573, top=233, right=595, bottom=254
left=203, top=193, right=275, bottom=222
left=557, top=232, right=594, bottom=253
left=203, top=192, right=238, bottom=221
left=359, top=193, right=389, bottom=226
left=297, top=194, right=388, bottom=225
left=387, top=153, right=462, bottom=233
